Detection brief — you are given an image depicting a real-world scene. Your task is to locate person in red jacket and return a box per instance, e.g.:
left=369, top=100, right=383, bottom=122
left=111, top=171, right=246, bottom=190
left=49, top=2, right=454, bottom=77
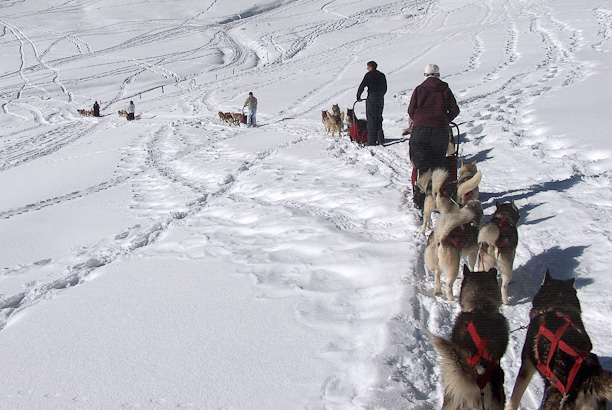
left=408, top=64, right=460, bottom=210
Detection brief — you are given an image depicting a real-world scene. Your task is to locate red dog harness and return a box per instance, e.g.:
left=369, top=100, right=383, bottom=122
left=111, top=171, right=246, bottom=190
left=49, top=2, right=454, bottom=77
left=450, top=225, right=470, bottom=250
left=466, top=321, right=498, bottom=390
left=536, top=312, right=590, bottom=396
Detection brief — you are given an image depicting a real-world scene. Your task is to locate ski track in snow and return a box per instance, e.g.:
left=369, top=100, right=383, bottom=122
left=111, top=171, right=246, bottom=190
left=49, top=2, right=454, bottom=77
left=1, top=0, right=612, bottom=408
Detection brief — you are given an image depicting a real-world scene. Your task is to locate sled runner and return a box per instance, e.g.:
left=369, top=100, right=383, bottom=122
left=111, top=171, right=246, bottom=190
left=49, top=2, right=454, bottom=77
left=348, top=100, right=368, bottom=144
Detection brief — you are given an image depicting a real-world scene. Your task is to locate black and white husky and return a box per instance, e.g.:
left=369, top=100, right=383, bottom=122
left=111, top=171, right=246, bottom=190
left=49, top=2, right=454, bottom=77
left=506, top=271, right=612, bottom=410
left=430, top=266, right=509, bottom=409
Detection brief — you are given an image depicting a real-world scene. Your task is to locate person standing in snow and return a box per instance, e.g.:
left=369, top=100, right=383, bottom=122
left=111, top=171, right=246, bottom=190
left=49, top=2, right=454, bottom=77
left=408, top=64, right=460, bottom=210
left=126, top=100, right=135, bottom=121
left=243, top=92, right=257, bottom=127
left=357, top=61, right=387, bottom=146
left=93, top=100, right=100, bottom=117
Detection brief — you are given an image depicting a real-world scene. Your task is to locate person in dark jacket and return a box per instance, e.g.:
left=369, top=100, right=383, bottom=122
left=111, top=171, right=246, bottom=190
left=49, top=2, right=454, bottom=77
left=93, top=101, right=100, bottom=117
left=408, top=64, right=460, bottom=209
left=357, top=61, right=387, bottom=146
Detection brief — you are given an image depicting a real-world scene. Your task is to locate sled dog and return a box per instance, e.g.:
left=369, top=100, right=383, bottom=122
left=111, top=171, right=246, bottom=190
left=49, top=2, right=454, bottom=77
left=345, top=108, right=355, bottom=130
left=325, top=104, right=344, bottom=137
left=457, top=162, right=482, bottom=205
left=431, top=266, right=509, bottom=409
left=118, top=109, right=128, bottom=117
left=78, top=109, right=94, bottom=117
left=425, top=200, right=483, bottom=301
left=417, top=168, right=460, bottom=234
left=322, top=110, right=331, bottom=134
left=231, top=112, right=244, bottom=125
left=477, top=201, right=519, bottom=305
left=218, top=111, right=235, bottom=125
left=506, top=271, right=612, bottom=410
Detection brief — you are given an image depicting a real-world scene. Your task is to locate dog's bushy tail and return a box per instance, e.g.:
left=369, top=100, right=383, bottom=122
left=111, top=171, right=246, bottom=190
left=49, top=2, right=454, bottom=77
left=430, top=334, right=481, bottom=405
left=432, top=168, right=449, bottom=196
left=457, top=170, right=482, bottom=199
left=416, top=169, right=433, bottom=194
left=436, top=206, right=479, bottom=241
left=583, top=370, right=612, bottom=404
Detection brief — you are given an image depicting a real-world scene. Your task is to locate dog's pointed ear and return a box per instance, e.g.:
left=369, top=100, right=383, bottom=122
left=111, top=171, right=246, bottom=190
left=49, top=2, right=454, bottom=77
left=544, top=269, right=552, bottom=282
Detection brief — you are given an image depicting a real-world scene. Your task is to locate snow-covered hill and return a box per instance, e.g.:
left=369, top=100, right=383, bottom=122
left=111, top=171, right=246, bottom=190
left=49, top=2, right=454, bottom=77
left=1, top=0, right=612, bottom=408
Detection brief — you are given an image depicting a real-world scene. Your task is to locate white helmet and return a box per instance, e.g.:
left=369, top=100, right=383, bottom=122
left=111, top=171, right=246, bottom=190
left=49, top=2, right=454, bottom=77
left=424, top=64, right=440, bottom=77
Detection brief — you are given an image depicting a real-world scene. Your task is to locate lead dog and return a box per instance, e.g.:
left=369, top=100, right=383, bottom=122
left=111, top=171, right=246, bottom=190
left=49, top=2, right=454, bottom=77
left=431, top=266, right=509, bottom=409
left=506, top=271, right=612, bottom=410
left=478, top=201, right=520, bottom=305
left=326, top=104, right=344, bottom=137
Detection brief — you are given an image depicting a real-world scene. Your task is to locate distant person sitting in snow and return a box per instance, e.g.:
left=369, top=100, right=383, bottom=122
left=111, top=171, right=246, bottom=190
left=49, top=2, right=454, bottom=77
left=408, top=64, right=460, bottom=210
left=93, top=100, right=100, bottom=117
left=126, top=101, right=135, bottom=121
left=243, top=92, right=257, bottom=127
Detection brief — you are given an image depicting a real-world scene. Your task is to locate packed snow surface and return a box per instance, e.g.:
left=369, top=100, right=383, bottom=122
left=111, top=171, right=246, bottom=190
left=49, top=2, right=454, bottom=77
left=1, top=0, right=612, bottom=408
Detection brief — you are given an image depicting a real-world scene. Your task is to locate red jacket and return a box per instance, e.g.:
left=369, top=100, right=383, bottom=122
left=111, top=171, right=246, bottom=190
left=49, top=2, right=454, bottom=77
left=408, top=77, right=459, bottom=129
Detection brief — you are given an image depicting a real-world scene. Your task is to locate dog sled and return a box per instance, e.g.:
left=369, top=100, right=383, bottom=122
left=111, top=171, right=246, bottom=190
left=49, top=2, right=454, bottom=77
left=348, top=100, right=368, bottom=144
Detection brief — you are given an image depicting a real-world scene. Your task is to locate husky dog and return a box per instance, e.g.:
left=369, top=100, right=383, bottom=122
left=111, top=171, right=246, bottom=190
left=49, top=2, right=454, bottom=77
left=457, top=162, right=482, bottom=205
left=446, top=127, right=456, bottom=156
left=345, top=108, right=355, bottom=130
left=218, top=111, right=235, bottom=125
left=425, top=200, right=483, bottom=301
left=326, top=104, right=344, bottom=137
left=478, top=201, right=520, bottom=305
left=506, top=271, right=612, bottom=410
left=416, top=169, right=434, bottom=233
left=322, top=110, right=331, bottom=133
left=417, top=168, right=460, bottom=234
left=431, top=266, right=509, bottom=409
left=231, top=112, right=243, bottom=125
left=78, top=108, right=94, bottom=116
left=118, top=109, right=128, bottom=117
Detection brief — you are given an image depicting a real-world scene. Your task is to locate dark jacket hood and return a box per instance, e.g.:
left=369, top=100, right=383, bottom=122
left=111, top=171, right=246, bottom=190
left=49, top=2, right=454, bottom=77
left=421, top=76, right=450, bottom=91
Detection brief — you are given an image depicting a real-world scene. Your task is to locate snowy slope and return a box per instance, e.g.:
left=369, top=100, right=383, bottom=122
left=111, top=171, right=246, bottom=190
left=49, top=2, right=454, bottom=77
left=1, top=0, right=612, bottom=408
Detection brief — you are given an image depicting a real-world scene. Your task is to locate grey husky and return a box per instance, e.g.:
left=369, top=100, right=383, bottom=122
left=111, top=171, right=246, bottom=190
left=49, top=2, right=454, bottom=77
left=506, top=271, right=612, bottom=410
left=477, top=201, right=520, bottom=304
left=431, top=266, right=509, bottom=409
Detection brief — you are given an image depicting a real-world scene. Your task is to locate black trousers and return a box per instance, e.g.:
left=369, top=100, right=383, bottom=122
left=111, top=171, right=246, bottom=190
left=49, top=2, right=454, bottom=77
left=366, top=94, right=384, bottom=145
left=409, top=125, right=449, bottom=207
